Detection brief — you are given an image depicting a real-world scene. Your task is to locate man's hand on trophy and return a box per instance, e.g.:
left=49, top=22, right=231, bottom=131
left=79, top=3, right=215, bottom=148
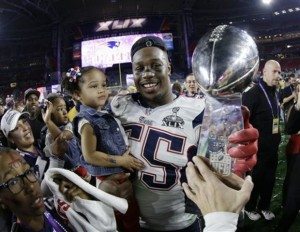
left=182, top=156, right=253, bottom=215
left=227, top=106, right=259, bottom=177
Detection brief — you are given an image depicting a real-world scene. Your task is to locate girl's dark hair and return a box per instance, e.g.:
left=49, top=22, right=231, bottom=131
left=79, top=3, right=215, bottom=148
left=46, top=93, right=63, bottom=104
left=61, top=66, right=104, bottom=94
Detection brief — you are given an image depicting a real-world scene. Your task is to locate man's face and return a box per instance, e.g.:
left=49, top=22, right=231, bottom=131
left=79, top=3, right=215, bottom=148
left=290, top=77, right=297, bottom=86
left=185, top=75, right=198, bottom=94
left=263, top=62, right=281, bottom=87
left=132, top=47, right=172, bottom=106
left=25, top=94, right=40, bottom=115
left=0, top=151, right=44, bottom=218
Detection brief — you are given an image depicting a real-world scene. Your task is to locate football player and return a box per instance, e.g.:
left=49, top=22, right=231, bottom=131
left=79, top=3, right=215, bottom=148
left=106, top=36, right=258, bottom=232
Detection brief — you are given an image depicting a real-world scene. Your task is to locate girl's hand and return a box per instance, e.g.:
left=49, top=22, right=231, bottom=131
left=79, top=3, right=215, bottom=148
left=58, top=130, right=73, bottom=142
left=41, top=100, right=53, bottom=124
left=118, top=150, right=145, bottom=172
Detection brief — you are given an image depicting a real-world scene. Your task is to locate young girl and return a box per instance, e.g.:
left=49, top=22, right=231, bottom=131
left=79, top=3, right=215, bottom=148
left=42, top=93, right=87, bottom=177
left=62, top=66, right=144, bottom=231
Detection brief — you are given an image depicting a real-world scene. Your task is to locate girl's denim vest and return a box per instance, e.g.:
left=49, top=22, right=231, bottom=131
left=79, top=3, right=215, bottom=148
left=73, top=105, right=125, bottom=176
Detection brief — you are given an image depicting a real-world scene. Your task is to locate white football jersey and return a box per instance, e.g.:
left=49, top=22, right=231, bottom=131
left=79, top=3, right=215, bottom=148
left=111, top=94, right=205, bottom=231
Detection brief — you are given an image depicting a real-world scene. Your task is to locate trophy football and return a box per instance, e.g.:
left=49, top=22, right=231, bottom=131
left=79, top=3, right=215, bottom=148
left=192, top=25, right=259, bottom=175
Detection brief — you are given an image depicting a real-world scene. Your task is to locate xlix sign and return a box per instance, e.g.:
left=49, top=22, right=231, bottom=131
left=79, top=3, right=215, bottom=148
left=95, top=18, right=147, bottom=31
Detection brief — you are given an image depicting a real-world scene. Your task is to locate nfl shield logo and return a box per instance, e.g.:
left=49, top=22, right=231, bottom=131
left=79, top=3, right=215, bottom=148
left=210, top=150, right=232, bottom=176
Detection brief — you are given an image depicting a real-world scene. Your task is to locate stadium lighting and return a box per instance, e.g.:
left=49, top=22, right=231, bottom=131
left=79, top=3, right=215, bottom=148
left=262, top=0, right=272, bottom=5
left=287, top=45, right=292, bottom=48
left=295, top=7, right=300, bottom=11
left=282, top=10, right=287, bottom=14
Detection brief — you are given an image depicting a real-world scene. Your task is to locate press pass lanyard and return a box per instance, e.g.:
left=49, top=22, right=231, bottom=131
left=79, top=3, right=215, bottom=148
left=258, top=82, right=279, bottom=118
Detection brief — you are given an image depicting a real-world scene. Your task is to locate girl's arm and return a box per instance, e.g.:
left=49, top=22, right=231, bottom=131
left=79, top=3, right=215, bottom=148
left=81, top=123, right=144, bottom=171
left=42, top=100, right=62, bottom=140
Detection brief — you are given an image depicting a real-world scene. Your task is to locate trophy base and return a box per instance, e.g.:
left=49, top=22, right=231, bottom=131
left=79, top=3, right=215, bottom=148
left=197, top=94, right=243, bottom=176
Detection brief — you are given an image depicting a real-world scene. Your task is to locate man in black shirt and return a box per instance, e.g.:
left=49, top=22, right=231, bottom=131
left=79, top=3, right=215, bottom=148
left=242, top=60, right=281, bottom=221
left=23, top=88, right=45, bottom=147
left=279, top=73, right=297, bottom=120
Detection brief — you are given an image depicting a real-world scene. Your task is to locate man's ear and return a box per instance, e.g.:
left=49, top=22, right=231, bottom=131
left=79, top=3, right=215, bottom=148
left=167, top=62, right=172, bottom=76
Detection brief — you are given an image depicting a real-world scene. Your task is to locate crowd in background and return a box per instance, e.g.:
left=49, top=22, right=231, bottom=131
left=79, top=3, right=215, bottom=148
left=0, top=41, right=299, bottom=231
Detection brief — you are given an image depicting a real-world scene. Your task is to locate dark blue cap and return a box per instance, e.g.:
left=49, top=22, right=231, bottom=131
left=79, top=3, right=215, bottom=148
left=131, top=36, right=167, bottom=60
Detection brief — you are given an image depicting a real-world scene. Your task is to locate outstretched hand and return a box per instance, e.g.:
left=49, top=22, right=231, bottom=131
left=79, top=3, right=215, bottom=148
left=182, top=156, right=253, bottom=215
left=228, top=106, right=259, bottom=176
left=41, top=99, right=53, bottom=124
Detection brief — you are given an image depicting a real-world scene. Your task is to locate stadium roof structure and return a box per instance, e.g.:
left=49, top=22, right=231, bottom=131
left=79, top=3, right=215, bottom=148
left=0, top=0, right=298, bottom=89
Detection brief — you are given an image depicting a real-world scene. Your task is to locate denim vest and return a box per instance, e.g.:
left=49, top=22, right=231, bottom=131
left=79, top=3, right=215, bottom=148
left=73, top=104, right=125, bottom=176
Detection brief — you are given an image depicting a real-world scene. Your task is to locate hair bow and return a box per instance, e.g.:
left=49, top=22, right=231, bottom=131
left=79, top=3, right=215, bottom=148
left=66, top=67, right=81, bottom=82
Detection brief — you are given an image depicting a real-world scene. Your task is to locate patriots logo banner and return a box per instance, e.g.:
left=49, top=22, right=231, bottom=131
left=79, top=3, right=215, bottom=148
left=107, top=41, right=120, bottom=48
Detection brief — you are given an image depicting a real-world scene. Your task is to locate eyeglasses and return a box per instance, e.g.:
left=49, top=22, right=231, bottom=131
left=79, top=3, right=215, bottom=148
left=0, top=166, right=39, bottom=195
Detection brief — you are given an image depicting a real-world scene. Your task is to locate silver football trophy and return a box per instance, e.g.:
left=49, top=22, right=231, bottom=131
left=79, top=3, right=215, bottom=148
left=192, top=25, right=259, bottom=175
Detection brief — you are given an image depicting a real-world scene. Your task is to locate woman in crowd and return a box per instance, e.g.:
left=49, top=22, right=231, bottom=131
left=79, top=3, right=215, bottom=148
left=277, top=82, right=300, bottom=231
left=0, top=110, right=64, bottom=183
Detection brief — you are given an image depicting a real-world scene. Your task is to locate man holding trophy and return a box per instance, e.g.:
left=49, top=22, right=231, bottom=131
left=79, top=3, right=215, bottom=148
left=107, top=27, right=259, bottom=231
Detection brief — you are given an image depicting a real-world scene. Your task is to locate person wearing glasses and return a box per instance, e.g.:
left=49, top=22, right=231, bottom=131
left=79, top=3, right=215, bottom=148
left=0, top=147, right=129, bottom=232
left=0, top=147, right=69, bottom=231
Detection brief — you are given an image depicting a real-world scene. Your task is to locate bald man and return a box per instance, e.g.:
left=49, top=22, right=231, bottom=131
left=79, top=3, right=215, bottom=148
left=242, top=60, right=282, bottom=221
